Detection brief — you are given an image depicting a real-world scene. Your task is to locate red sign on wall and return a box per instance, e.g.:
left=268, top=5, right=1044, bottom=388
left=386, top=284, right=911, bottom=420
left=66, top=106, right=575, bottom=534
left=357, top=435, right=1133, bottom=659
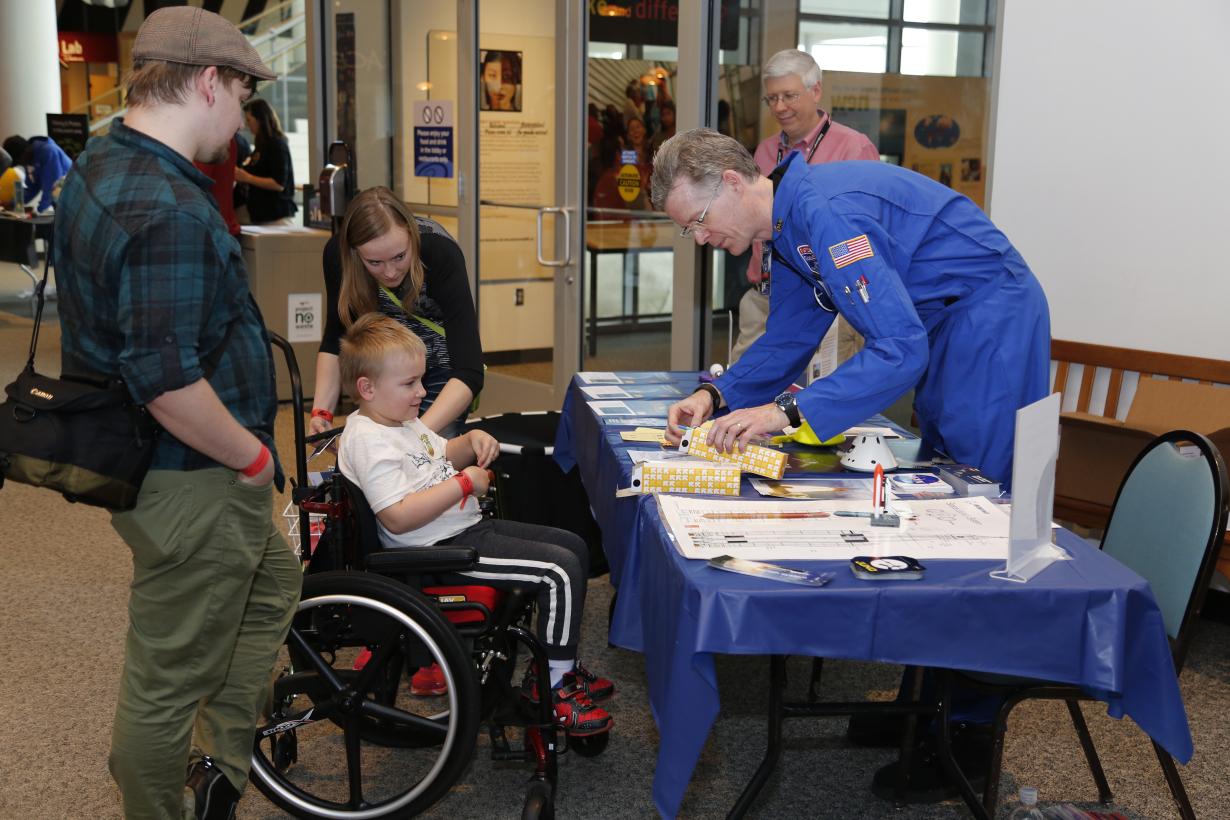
left=58, top=32, right=119, bottom=65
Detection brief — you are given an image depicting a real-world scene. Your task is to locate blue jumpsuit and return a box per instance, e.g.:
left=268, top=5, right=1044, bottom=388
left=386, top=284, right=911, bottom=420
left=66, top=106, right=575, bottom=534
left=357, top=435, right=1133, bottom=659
left=715, top=154, right=1051, bottom=484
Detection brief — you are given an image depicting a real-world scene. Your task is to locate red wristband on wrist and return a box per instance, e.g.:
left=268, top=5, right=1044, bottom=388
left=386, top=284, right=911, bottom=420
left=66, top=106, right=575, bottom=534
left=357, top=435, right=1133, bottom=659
left=311, top=407, right=334, bottom=422
left=453, top=471, right=474, bottom=508
left=240, top=445, right=271, bottom=478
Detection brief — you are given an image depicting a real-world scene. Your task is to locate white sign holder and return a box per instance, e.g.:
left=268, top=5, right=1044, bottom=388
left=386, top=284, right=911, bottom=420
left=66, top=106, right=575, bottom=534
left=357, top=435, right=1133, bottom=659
left=991, top=392, right=1067, bottom=583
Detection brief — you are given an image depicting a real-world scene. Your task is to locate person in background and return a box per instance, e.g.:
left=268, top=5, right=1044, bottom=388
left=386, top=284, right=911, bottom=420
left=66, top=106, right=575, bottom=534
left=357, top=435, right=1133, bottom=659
left=235, top=97, right=296, bottom=225
left=653, top=128, right=1050, bottom=803
left=730, top=49, right=880, bottom=366
left=194, top=134, right=243, bottom=236
left=10, top=134, right=73, bottom=212
left=0, top=140, right=22, bottom=209
left=51, top=8, right=298, bottom=818
left=716, top=99, right=732, bottom=137
left=621, top=78, right=645, bottom=128
left=311, top=186, right=483, bottom=441
left=649, top=99, right=676, bottom=157
left=587, top=103, right=604, bottom=153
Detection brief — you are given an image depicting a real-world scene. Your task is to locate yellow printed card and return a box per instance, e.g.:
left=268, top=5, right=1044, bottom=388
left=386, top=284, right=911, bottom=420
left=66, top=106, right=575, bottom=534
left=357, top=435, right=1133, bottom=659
left=679, top=422, right=787, bottom=479
left=620, top=427, right=669, bottom=443
left=629, top=459, right=742, bottom=496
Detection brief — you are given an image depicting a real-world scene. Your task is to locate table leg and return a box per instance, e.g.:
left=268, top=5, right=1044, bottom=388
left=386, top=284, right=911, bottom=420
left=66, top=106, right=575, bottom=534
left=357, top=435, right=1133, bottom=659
left=20, top=264, right=37, bottom=317
left=727, top=655, right=786, bottom=819
left=588, top=249, right=599, bottom=357
left=631, top=250, right=641, bottom=326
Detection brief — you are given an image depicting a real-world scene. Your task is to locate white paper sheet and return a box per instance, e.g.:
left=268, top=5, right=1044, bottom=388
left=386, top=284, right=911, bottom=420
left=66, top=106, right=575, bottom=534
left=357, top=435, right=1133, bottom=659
left=627, top=449, right=689, bottom=464
left=657, top=494, right=1013, bottom=561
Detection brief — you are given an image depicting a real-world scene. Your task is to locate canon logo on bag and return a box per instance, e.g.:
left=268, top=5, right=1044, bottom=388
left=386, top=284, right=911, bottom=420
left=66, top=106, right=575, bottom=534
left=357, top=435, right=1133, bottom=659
left=29, top=388, right=53, bottom=401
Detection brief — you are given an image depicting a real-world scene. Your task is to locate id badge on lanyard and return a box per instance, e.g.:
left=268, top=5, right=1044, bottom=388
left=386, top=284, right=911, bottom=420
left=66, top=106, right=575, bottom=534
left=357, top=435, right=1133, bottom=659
left=770, top=244, right=836, bottom=313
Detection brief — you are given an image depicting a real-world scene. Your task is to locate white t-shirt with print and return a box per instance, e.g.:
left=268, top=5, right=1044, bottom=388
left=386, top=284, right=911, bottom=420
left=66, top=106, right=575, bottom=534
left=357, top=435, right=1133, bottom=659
left=337, top=412, right=482, bottom=547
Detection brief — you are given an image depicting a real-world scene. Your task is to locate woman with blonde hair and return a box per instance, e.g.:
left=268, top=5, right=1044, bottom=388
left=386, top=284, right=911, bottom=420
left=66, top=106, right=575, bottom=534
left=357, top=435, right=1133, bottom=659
left=311, top=186, right=483, bottom=438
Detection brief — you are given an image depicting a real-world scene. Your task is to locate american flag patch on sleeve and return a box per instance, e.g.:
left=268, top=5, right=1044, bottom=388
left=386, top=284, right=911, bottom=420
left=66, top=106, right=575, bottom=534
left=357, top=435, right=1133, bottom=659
left=828, top=235, right=874, bottom=268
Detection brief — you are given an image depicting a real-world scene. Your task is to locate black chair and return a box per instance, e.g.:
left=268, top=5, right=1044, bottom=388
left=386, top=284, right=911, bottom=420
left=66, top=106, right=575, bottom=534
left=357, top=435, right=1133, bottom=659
left=934, top=429, right=1229, bottom=820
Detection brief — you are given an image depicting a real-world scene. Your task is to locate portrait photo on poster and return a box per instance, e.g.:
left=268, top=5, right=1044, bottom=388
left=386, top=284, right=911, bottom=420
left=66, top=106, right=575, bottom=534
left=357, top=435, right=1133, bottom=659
left=479, top=49, right=523, bottom=112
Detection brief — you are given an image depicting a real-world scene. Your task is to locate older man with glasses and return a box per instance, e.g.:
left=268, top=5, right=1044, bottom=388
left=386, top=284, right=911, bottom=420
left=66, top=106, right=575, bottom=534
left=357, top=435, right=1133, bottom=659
left=653, top=125, right=1052, bottom=803
left=727, top=49, right=880, bottom=365
left=656, top=125, right=1049, bottom=496
left=656, top=125, right=1051, bottom=798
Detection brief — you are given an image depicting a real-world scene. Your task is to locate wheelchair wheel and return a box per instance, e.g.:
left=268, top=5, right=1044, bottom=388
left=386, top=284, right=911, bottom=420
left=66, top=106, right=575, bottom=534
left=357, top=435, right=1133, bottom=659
left=251, top=571, right=480, bottom=818
left=520, top=778, right=554, bottom=820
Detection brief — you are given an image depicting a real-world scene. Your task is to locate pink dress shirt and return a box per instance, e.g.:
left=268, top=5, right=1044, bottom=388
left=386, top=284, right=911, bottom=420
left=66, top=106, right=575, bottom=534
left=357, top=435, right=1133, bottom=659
left=746, top=111, right=879, bottom=283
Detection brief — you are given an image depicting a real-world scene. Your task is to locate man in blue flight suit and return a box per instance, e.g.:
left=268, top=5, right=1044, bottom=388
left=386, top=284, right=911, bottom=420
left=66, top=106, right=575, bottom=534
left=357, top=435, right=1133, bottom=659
left=652, top=128, right=1051, bottom=801
left=655, top=127, right=1049, bottom=488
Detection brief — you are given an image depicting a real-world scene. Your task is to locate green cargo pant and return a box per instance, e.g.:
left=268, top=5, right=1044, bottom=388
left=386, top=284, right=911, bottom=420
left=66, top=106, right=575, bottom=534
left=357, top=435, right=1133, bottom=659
left=108, top=468, right=301, bottom=819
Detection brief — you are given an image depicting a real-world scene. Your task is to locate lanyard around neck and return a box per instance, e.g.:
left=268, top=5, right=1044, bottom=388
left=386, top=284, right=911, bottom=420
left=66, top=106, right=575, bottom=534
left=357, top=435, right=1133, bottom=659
left=380, top=284, right=447, bottom=338
left=776, top=113, right=833, bottom=166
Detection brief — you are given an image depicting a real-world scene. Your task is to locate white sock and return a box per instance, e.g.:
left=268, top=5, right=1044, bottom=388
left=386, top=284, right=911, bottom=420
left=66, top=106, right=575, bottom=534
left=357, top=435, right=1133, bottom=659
left=548, top=658, right=573, bottom=689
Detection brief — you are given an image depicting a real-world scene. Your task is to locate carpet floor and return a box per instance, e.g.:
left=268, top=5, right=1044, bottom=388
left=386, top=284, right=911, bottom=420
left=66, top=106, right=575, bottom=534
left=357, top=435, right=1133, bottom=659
left=1, top=310, right=1227, bottom=819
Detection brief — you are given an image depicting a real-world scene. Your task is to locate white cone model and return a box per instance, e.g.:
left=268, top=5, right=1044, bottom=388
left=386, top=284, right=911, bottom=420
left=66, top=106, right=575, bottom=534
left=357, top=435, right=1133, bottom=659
left=840, top=434, right=899, bottom=472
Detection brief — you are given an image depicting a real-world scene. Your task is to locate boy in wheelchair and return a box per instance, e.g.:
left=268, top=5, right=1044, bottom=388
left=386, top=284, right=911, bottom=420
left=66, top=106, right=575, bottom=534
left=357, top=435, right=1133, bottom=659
left=336, top=313, right=615, bottom=736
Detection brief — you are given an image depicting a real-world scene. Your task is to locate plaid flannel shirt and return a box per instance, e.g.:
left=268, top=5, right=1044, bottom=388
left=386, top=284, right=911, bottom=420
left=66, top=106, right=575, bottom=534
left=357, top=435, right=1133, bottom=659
left=53, top=120, right=283, bottom=482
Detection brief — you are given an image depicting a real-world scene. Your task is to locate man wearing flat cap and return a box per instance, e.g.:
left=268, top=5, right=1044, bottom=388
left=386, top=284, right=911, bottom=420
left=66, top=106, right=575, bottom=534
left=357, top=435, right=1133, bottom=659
left=53, top=8, right=299, bottom=818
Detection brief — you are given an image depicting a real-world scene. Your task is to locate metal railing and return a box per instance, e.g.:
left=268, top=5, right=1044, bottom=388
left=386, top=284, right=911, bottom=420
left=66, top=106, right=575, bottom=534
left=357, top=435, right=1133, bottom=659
left=77, top=0, right=307, bottom=136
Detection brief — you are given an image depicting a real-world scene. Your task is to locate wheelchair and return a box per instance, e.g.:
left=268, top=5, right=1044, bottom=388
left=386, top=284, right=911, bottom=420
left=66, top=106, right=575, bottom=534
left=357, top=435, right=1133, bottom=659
left=251, top=336, right=609, bottom=819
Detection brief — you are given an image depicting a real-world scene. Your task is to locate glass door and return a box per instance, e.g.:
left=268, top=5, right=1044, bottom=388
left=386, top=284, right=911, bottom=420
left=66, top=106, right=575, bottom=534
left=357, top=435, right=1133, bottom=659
left=379, top=0, right=585, bottom=413
left=472, top=1, right=586, bottom=410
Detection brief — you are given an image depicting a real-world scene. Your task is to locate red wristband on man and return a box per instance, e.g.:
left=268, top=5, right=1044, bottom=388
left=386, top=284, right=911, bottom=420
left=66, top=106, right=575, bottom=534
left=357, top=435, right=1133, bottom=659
left=240, top=445, right=271, bottom=478
left=453, top=471, right=474, bottom=508
left=311, top=407, right=334, bottom=423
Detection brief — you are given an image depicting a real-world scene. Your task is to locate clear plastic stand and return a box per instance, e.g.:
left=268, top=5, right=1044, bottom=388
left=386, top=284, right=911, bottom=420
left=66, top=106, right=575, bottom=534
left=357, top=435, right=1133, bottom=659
left=991, top=393, right=1068, bottom=583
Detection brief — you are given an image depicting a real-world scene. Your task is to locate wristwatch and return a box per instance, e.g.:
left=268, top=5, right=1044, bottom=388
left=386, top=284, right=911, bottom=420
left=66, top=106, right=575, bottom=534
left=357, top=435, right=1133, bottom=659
left=773, top=391, right=802, bottom=429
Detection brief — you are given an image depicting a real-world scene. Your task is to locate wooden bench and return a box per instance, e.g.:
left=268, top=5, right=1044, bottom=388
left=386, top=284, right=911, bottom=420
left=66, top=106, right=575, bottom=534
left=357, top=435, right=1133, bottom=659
left=1050, top=339, right=1230, bottom=576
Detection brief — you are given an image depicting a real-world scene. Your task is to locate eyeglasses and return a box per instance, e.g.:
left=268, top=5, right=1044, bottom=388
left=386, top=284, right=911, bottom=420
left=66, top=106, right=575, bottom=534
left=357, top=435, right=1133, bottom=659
left=762, top=90, right=803, bottom=107
left=680, top=178, right=724, bottom=238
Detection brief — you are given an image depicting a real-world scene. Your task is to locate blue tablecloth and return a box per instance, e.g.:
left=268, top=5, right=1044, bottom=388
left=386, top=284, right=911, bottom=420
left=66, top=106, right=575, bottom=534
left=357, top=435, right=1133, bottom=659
left=554, top=373, right=1192, bottom=818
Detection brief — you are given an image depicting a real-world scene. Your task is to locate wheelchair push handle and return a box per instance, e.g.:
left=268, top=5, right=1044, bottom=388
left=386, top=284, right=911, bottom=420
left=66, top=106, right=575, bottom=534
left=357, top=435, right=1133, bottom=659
left=264, top=332, right=312, bottom=551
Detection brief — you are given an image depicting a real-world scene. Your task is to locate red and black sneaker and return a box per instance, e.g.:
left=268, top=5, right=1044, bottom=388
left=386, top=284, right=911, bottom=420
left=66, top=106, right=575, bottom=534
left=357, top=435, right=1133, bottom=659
left=563, top=662, right=615, bottom=702
left=523, top=662, right=615, bottom=704
left=549, top=681, right=612, bottom=737
left=410, top=663, right=448, bottom=697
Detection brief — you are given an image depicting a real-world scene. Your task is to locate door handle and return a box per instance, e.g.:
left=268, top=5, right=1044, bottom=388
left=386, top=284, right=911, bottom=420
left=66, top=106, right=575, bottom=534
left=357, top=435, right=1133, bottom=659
left=536, top=206, right=573, bottom=268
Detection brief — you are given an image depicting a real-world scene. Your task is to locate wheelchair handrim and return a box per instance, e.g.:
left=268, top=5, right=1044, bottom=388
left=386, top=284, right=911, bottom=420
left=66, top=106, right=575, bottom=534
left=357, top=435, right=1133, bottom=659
left=251, top=592, right=461, bottom=819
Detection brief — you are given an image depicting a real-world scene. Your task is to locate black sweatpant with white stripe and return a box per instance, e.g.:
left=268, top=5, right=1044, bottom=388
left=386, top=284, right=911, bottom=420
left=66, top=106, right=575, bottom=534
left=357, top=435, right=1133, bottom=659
left=437, top=519, right=588, bottom=661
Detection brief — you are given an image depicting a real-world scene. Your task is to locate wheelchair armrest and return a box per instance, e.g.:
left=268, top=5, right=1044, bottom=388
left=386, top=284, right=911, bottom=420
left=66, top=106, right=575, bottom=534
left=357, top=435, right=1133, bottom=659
left=364, top=546, right=478, bottom=575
